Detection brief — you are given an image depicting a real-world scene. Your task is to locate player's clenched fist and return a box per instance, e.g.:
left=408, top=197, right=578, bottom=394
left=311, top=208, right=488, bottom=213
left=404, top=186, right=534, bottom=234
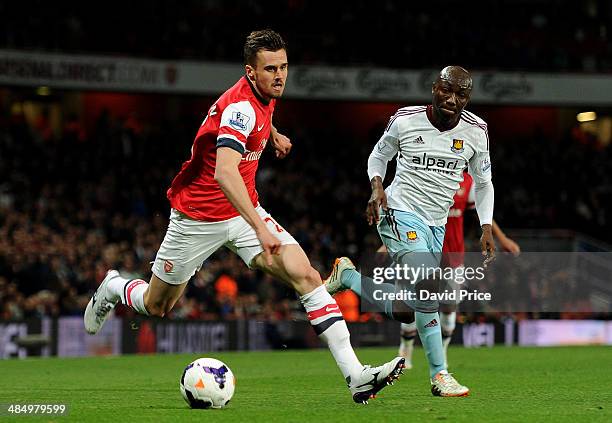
left=271, top=129, right=292, bottom=159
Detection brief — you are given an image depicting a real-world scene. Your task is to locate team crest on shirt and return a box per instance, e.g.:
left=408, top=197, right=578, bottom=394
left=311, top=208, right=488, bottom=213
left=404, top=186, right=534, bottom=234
left=229, top=112, right=250, bottom=131
left=451, top=139, right=464, bottom=153
left=407, top=231, right=418, bottom=241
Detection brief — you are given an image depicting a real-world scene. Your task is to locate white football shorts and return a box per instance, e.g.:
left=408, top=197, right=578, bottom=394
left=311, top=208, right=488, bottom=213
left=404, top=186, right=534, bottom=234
left=151, top=206, right=298, bottom=284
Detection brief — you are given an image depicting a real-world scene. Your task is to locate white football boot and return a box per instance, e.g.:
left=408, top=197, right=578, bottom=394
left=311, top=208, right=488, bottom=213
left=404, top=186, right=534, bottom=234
left=430, top=370, right=470, bottom=397
left=323, top=257, right=356, bottom=296
left=84, top=270, right=122, bottom=334
left=348, top=357, right=406, bottom=404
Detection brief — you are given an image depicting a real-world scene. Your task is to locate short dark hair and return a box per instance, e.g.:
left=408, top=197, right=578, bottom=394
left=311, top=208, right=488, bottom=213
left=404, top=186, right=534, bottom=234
left=243, top=29, right=287, bottom=66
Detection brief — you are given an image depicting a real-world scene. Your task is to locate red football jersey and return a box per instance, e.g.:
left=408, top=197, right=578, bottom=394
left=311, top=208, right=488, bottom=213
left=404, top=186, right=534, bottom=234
left=167, top=77, right=275, bottom=221
left=442, top=172, right=474, bottom=267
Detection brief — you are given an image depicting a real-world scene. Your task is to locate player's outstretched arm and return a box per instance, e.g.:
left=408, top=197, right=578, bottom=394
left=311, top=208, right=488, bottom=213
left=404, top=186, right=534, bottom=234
left=270, top=125, right=292, bottom=158
left=215, top=147, right=280, bottom=264
left=492, top=219, right=521, bottom=256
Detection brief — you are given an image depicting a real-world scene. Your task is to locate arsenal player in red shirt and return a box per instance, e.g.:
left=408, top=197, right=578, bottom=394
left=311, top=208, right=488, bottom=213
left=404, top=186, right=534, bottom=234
left=84, top=29, right=405, bottom=403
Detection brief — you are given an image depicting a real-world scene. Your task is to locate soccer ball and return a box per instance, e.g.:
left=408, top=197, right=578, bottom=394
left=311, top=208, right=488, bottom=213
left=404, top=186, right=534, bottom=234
left=179, top=358, right=235, bottom=409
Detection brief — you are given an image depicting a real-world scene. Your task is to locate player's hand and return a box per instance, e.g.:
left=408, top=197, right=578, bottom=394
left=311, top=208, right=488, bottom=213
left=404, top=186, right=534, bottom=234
left=480, top=224, right=496, bottom=268
left=499, top=236, right=521, bottom=256
left=256, top=227, right=282, bottom=266
left=271, top=131, right=292, bottom=159
left=366, top=186, right=388, bottom=225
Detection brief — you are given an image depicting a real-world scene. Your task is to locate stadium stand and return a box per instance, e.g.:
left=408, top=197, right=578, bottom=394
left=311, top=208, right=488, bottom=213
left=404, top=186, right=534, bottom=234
left=0, top=0, right=611, bottom=71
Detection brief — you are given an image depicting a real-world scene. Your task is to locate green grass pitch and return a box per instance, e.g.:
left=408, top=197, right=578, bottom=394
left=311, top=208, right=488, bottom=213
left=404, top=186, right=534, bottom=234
left=1, top=346, right=610, bottom=422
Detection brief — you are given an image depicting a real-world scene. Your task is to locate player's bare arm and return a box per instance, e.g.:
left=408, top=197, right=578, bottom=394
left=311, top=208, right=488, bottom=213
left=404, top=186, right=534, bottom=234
left=474, top=181, right=496, bottom=267
left=367, top=176, right=388, bottom=225
left=492, top=219, right=521, bottom=255
left=480, top=223, right=496, bottom=267
left=270, top=125, right=292, bottom=158
left=472, top=175, right=495, bottom=267
left=214, top=146, right=281, bottom=265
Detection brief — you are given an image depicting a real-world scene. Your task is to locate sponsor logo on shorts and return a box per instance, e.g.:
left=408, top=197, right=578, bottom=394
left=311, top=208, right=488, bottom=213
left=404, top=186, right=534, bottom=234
left=164, top=260, right=174, bottom=273
left=407, top=230, right=418, bottom=241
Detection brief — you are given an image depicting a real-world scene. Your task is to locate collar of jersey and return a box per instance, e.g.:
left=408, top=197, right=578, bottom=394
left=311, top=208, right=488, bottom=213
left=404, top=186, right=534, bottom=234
left=244, top=76, right=271, bottom=106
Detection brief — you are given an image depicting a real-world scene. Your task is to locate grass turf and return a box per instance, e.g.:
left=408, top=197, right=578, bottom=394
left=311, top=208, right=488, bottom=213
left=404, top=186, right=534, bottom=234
left=0, top=346, right=610, bottom=422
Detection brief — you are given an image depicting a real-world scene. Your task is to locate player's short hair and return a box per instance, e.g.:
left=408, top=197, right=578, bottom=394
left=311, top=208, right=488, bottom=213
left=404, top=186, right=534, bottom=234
left=244, top=29, right=287, bottom=66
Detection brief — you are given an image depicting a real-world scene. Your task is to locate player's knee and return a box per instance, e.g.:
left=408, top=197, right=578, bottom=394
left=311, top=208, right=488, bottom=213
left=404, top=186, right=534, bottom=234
left=300, top=266, right=321, bottom=289
left=392, top=298, right=417, bottom=324
left=287, top=263, right=320, bottom=288
left=392, top=310, right=415, bottom=325
left=391, top=297, right=414, bottom=323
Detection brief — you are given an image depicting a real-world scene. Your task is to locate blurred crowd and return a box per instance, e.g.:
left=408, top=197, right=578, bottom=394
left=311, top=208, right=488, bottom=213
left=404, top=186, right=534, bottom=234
left=1, top=0, right=611, bottom=72
left=0, top=104, right=611, bottom=322
left=491, top=126, right=612, bottom=234
left=0, top=108, right=373, bottom=322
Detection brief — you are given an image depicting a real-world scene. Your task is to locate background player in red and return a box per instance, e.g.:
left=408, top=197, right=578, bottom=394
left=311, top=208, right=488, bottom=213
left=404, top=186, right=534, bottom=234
left=398, top=171, right=521, bottom=368
left=84, top=29, right=404, bottom=404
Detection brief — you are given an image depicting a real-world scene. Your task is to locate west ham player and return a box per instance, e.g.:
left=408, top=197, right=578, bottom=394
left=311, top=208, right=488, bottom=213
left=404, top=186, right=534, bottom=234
left=84, top=30, right=404, bottom=404
left=325, top=66, right=493, bottom=397
left=398, top=171, right=521, bottom=369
